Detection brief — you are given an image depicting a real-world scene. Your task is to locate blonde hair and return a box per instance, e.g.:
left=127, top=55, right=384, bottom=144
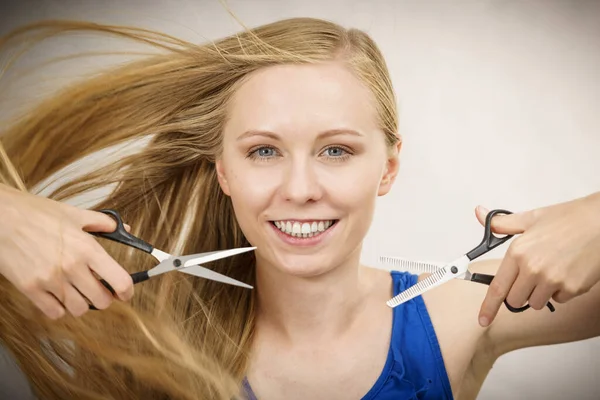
left=0, top=16, right=399, bottom=399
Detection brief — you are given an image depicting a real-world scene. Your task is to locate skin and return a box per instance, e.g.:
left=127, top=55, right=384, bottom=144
left=0, top=184, right=133, bottom=318
left=215, top=61, right=600, bottom=399
left=2, top=58, right=598, bottom=399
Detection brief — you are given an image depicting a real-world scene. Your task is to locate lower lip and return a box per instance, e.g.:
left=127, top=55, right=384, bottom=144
left=269, top=221, right=338, bottom=247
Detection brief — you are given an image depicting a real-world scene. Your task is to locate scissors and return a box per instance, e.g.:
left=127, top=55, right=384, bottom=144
left=87, top=209, right=255, bottom=310
left=382, top=209, right=555, bottom=313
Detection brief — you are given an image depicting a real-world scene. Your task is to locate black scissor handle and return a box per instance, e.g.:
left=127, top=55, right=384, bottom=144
left=471, top=273, right=555, bottom=313
left=88, top=271, right=150, bottom=310
left=87, top=209, right=153, bottom=310
left=90, top=209, right=153, bottom=254
left=466, top=209, right=514, bottom=261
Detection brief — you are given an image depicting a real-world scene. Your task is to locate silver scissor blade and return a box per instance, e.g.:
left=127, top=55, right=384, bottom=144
left=178, top=265, right=253, bottom=289
left=378, top=255, right=445, bottom=274
left=182, top=247, right=256, bottom=267
left=386, top=255, right=471, bottom=308
left=386, top=267, right=450, bottom=308
left=148, top=247, right=256, bottom=277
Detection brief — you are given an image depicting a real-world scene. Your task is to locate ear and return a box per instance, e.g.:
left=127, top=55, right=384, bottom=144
left=215, top=159, right=231, bottom=196
left=377, top=139, right=402, bottom=196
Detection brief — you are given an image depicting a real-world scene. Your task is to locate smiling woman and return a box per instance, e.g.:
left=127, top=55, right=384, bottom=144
left=217, top=62, right=399, bottom=280
left=1, top=14, right=599, bottom=400
left=0, top=17, right=405, bottom=400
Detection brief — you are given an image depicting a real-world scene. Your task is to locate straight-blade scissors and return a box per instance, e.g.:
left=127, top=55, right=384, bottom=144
left=382, top=209, right=555, bottom=313
left=87, top=209, right=255, bottom=310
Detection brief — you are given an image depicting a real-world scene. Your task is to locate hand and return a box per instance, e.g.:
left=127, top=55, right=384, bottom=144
left=475, top=192, right=600, bottom=327
left=0, top=184, right=134, bottom=319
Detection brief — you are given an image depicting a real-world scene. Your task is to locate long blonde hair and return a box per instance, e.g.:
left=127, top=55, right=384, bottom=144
left=0, top=16, right=399, bottom=399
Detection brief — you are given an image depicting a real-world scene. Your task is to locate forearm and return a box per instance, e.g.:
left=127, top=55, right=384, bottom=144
left=583, top=190, right=600, bottom=216
left=490, top=280, right=600, bottom=357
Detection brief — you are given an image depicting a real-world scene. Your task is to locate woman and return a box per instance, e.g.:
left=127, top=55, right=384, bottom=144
left=1, top=17, right=599, bottom=400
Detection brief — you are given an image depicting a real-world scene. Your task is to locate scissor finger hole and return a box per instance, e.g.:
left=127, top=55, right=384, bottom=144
left=490, top=231, right=509, bottom=239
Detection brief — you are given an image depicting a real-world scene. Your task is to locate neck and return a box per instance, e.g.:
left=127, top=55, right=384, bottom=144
left=254, top=246, right=371, bottom=344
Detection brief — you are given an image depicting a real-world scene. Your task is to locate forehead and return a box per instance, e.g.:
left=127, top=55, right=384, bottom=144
left=225, top=62, right=379, bottom=134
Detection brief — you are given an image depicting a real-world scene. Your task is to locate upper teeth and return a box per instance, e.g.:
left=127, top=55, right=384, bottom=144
left=274, top=220, right=334, bottom=237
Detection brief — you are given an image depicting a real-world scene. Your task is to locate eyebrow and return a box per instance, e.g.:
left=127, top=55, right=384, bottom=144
left=236, top=128, right=364, bottom=141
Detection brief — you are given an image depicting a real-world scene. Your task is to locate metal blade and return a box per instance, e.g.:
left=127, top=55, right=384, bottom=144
left=386, top=255, right=470, bottom=308
left=181, top=247, right=256, bottom=267
left=378, top=256, right=445, bottom=274
left=149, top=247, right=256, bottom=277
left=178, top=265, right=253, bottom=289
left=150, top=248, right=172, bottom=263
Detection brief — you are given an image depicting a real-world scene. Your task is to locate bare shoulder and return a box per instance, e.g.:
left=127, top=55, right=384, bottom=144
left=361, top=264, right=499, bottom=398
left=359, top=265, right=396, bottom=300
left=418, top=260, right=502, bottom=400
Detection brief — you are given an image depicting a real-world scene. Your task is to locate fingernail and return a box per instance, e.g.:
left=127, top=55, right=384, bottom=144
left=479, top=316, right=489, bottom=327
left=478, top=205, right=489, bottom=214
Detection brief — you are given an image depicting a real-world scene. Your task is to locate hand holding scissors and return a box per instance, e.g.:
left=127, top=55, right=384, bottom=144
left=381, top=209, right=556, bottom=314
left=87, top=209, right=255, bottom=310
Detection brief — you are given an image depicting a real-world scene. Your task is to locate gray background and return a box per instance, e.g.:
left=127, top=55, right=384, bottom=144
left=0, top=0, right=599, bottom=399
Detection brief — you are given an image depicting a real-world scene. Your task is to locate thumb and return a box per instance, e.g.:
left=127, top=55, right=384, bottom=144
left=475, top=205, right=536, bottom=235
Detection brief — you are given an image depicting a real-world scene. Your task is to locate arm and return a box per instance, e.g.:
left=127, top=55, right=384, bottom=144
left=0, top=183, right=132, bottom=318
left=470, top=259, right=600, bottom=356
left=472, top=191, right=600, bottom=355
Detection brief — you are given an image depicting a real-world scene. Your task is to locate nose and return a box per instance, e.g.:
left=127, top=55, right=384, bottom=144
left=279, top=158, right=323, bottom=204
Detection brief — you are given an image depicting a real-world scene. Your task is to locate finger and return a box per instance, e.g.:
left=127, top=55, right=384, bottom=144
left=62, top=283, right=92, bottom=317
left=42, top=268, right=68, bottom=306
left=79, top=209, right=130, bottom=232
left=87, top=241, right=134, bottom=301
left=26, top=290, right=66, bottom=320
left=504, top=272, right=536, bottom=309
left=79, top=209, right=118, bottom=233
left=552, top=289, right=576, bottom=304
left=528, top=283, right=555, bottom=310
left=478, top=256, right=519, bottom=327
left=68, top=266, right=114, bottom=310
left=475, top=206, right=537, bottom=235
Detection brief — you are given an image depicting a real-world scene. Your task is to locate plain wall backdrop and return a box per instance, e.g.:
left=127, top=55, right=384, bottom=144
left=0, top=0, right=599, bottom=399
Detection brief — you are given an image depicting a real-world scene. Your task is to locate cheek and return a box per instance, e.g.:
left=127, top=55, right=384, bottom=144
left=324, top=161, right=383, bottom=208
left=325, top=162, right=382, bottom=241
left=225, top=163, right=280, bottom=221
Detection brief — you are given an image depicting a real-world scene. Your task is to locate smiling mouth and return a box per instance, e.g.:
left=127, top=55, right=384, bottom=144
left=270, top=220, right=339, bottom=238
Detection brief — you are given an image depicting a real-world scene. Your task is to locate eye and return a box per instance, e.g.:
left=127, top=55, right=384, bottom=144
left=324, top=147, right=346, bottom=157
left=321, top=146, right=352, bottom=161
left=247, top=145, right=280, bottom=160
left=257, top=147, right=276, bottom=157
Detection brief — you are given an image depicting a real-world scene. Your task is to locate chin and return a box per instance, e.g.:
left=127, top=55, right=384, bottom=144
left=271, top=253, right=338, bottom=278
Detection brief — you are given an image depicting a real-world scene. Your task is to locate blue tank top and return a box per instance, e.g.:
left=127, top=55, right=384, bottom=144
left=242, top=270, right=454, bottom=399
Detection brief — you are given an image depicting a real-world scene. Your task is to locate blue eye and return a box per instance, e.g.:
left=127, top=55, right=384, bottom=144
left=257, top=147, right=276, bottom=157
left=325, top=147, right=346, bottom=157
left=320, top=146, right=353, bottom=162
left=247, top=145, right=279, bottom=161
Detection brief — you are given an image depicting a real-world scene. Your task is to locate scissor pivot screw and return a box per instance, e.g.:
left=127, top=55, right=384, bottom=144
left=173, top=259, right=182, bottom=268
left=451, top=266, right=458, bottom=274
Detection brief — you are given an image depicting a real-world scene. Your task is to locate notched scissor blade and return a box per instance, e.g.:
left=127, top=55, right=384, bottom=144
left=178, top=266, right=253, bottom=289
left=182, top=247, right=256, bottom=267
left=378, top=256, right=445, bottom=274
left=386, top=255, right=470, bottom=308
left=386, top=266, right=451, bottom=308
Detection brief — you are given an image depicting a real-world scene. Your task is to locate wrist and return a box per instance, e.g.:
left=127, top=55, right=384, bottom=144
left=586, top=190, right=600, bottom=203
left=582, top=191, right=600, bottom=229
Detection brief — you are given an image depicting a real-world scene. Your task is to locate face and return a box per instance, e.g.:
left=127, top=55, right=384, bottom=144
left=216, top=61, right=400, bottom=277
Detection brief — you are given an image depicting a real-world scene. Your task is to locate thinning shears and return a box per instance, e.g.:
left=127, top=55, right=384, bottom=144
left=381, top=209, right=555, bottom=313
left=88, top=209, right=255, bottom=310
